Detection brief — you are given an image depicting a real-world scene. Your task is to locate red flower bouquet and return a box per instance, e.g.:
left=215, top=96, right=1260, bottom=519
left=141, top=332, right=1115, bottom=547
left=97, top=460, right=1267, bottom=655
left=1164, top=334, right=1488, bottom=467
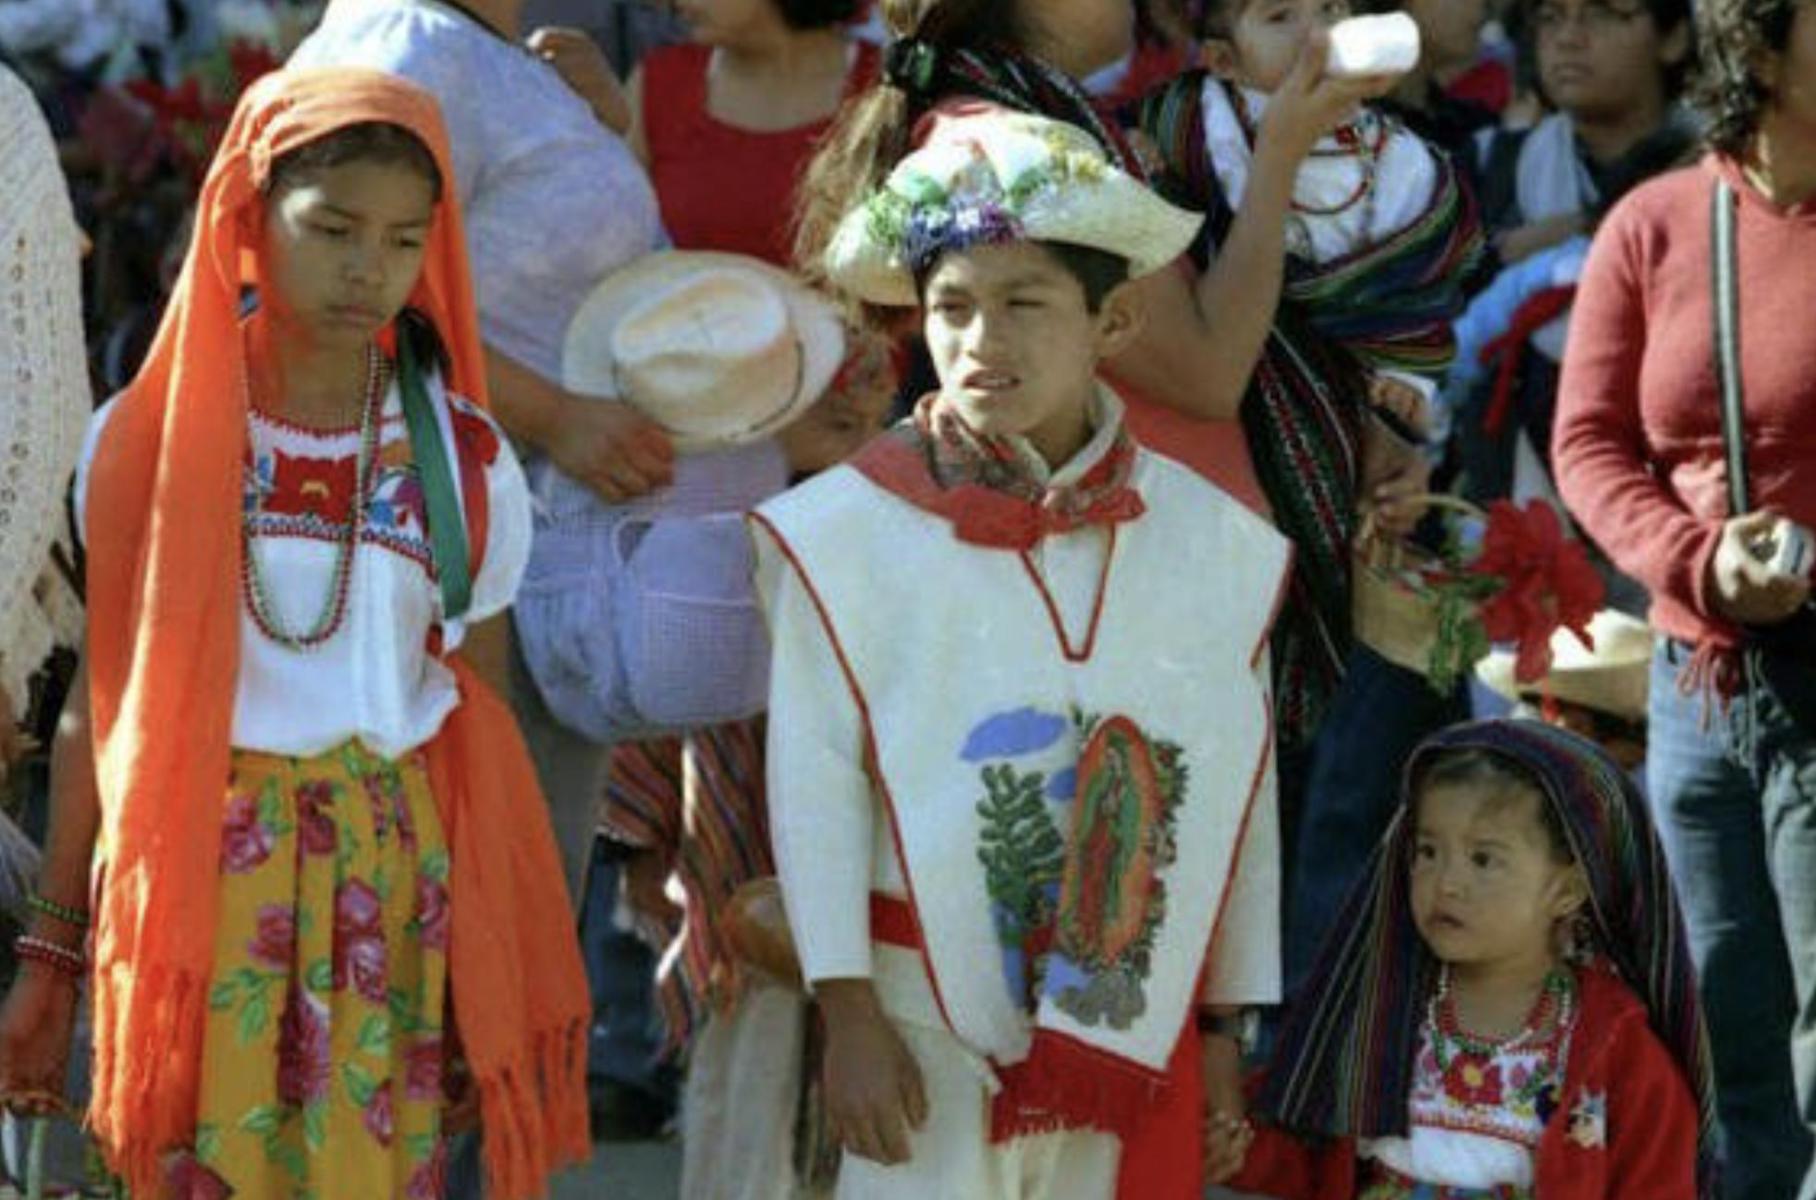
left=1354, top=496, right=1604, bottom=693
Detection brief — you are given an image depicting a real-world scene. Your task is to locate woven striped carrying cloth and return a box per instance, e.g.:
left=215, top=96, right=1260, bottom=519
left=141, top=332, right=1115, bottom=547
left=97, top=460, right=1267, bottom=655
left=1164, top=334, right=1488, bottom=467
left=1136, top=73, right=1483, bottom=745
left=1260, top=719, right=1717, bottom=1198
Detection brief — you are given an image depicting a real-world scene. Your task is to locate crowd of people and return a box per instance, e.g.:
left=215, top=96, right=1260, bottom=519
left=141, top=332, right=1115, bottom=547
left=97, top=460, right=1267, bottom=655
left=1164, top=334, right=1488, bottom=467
left=0, top=0, right=1812, bottom=1198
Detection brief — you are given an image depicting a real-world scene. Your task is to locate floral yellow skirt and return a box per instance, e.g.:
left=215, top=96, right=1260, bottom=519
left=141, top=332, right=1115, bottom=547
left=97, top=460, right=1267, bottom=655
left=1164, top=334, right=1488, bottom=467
left=167, top=742, right=453, bottom=1199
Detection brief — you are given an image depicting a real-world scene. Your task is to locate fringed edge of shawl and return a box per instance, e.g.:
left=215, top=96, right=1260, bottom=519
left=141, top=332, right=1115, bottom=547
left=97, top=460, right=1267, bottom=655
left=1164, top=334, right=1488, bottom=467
left=88, top=961, right=210, bottom=1195
left=477, top=1017, right=592, bottom=1200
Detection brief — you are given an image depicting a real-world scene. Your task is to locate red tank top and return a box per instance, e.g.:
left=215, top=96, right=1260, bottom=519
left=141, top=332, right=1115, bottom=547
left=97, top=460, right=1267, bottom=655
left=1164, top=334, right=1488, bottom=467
left=643, top=41, right=880, bottom=266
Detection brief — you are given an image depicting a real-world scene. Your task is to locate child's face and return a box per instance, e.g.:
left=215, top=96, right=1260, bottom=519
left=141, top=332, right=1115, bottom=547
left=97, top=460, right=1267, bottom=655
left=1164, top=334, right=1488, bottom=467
left=1410, top=782, right=1586, bottom=976
left=1531, top=1, right=1685, bottom=126
left=1205, top=0, right=1353, bottom=93
left=260, top=158, right=435, bottom=350
left=921, top=241, right=1140, bottom=467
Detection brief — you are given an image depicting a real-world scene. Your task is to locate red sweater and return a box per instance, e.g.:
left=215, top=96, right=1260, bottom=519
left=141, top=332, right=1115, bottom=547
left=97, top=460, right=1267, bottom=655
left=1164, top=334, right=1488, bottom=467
left=1553, top=157, right=1816, bottom=649
left=1231, top=967, right=1700, bottom=1200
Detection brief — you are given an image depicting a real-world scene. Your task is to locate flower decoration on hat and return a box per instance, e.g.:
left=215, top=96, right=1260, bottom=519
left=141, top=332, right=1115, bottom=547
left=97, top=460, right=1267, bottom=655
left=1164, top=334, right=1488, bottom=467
left=825, top=111, right=1202, bottom=307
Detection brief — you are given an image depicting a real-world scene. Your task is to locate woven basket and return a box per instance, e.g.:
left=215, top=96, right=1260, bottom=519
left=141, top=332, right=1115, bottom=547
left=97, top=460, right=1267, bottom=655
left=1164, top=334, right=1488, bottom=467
left=1351, top=494, right=1488, bottom=680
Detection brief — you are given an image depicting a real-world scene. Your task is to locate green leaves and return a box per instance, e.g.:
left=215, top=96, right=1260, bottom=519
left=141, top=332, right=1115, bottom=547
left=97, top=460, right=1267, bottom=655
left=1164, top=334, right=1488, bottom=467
left=975, top=764, right=1065, bottom=942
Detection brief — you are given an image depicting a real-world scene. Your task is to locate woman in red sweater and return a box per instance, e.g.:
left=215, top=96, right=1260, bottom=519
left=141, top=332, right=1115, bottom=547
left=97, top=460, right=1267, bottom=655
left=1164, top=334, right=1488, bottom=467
left=1553, top=2, right=1816, bottom=1196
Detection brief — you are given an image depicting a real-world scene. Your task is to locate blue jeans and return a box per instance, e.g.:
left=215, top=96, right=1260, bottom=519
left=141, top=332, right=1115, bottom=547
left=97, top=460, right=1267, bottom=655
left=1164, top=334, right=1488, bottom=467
left=1282, top=644, right=1466, bottom=995
left=1648, top=643, right=1816, bottom=1199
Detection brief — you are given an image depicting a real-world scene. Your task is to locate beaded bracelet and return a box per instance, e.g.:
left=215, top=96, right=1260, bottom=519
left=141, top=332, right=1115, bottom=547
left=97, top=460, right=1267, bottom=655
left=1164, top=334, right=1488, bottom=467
left=25, top=892, right=89, bottom=929
left=13, top=935, right=85, bottom=980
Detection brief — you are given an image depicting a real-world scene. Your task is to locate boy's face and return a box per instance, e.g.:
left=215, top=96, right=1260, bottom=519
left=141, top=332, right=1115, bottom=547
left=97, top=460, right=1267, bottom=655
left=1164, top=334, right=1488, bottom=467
left=1206, top=0, right=1353, bottom=93
left=1531, top=1, right=1685, bottom=125
left=261, top=158, right=435, bottom=350
left=921, top=241, right=1140, bottom=467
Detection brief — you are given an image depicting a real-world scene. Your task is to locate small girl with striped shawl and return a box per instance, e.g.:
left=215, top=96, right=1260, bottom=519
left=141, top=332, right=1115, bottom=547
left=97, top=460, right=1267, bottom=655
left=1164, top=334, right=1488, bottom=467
left=1212, top=720, right=1715, bottom=1199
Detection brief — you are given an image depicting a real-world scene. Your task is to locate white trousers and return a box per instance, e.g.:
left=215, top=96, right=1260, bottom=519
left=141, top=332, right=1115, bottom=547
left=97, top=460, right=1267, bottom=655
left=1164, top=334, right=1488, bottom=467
left=682, top=982, right=821, bottom=1200
left=834, top=1020, right=1121, bottom=1200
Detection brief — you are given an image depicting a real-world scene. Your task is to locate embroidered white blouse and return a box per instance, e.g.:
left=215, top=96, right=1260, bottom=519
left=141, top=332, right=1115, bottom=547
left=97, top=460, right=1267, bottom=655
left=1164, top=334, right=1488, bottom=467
left=1360, top=1012, right=1572, bottom=1191
left=76, top=377, right=531, bottom=760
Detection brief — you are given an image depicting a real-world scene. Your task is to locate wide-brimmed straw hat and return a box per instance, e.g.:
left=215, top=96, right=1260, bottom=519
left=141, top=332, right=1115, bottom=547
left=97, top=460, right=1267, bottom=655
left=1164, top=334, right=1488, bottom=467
left=563, top=250, right=846, bottom=450
left=1476, top=608, right=1654, bottom=723
left=825, top=109, right=1203, bottom=307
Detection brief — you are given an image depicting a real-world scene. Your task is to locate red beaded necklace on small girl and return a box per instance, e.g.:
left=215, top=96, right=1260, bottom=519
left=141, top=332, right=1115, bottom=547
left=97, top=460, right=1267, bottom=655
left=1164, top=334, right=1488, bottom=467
left=1430, top=964, right=1576, bottom=1081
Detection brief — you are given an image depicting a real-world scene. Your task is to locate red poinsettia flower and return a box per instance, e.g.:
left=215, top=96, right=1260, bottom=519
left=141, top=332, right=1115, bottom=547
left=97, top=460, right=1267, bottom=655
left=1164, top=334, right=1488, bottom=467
left=1470, top=499, right=1605, bottom=683
left=1442, top=1055, right=1507, bottom=1108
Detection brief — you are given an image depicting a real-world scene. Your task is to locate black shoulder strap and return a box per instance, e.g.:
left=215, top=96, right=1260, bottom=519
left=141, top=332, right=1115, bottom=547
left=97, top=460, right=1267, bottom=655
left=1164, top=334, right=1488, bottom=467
left=1711, top=176, right=1751, bottom=516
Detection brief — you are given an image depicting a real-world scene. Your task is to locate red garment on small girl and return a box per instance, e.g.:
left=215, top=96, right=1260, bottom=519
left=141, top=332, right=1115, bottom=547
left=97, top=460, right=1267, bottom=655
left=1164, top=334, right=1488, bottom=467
left=642, top=40, right=880, bottom=265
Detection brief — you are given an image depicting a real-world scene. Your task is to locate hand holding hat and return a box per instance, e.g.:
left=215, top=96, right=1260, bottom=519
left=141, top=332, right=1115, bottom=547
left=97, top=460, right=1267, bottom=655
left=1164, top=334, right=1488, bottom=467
left=563, top=251, right=847, bottom=451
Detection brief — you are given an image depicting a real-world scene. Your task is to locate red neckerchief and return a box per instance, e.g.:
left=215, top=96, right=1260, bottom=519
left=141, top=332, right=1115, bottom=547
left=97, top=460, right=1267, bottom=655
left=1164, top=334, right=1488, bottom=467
left=850, top=392, right=1146, bottom=551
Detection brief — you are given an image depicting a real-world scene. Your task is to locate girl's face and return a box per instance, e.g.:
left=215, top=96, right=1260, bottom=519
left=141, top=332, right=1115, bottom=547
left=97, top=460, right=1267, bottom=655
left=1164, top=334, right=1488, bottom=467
left=261, top=158, right=435, bottom=350
left=1531, top=0, right=1687, bottom=126
left=675, top=0, right=783, bottom=47
left=922, top=240, right=1140, bottom=467
left=1410, top=782, right=1587, bottom=976
left=1206, top=0, right=1352, bottom=93
left=1405, top=0, right=1488, bottom=75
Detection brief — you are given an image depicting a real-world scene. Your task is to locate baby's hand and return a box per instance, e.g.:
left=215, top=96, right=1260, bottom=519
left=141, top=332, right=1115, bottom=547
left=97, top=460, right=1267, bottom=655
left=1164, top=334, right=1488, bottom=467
left=1368, top=374, right=1430, bottom=438
left=1204, top=1109, right=1255, bottom=1183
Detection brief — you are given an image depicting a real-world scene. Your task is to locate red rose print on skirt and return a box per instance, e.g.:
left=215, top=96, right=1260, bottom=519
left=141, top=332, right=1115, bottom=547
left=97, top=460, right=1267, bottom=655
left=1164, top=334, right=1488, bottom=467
left=295, top=780, right=339, bottom=857
left=247, top=903, right=296, bottom=970
left=221, top=794, right=275, bottom=875
left=277, top=982, right=333, bottom=1107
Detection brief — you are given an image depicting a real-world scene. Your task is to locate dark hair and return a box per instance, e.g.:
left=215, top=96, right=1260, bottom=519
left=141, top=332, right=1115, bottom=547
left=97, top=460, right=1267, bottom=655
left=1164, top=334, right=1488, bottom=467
left=1692, top=0, right=1805, bottom=154
left=793, top=0, right=1025, bottom=288
left=1191, top=0, right=1247, bottom=38
left=1414, top=747, right=1575, bottom=864
left=775, top=0, right=865, bottom=29
left=266, top=121, right=443, bottom=201
left=914, top=239, right=1132, bottom=311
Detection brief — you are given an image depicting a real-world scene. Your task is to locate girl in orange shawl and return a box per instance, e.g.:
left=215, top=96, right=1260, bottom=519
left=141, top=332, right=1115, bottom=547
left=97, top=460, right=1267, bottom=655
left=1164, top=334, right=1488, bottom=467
left=0, top=68, right=591, bottom=1199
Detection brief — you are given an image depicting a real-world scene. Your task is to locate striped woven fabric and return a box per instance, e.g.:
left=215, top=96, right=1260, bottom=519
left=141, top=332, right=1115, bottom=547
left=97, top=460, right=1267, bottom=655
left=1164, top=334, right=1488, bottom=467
left=600, top=720, right=773, bottom=1052
left=1260, top=720, right=1717, bottom=1199
left=1136, top=72, right=1484, bottom=747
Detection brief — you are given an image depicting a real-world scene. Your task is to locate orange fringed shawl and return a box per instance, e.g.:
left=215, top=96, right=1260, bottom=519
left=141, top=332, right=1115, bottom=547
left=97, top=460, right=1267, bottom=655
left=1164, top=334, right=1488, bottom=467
left=82, top=68, right=591, bottom=1197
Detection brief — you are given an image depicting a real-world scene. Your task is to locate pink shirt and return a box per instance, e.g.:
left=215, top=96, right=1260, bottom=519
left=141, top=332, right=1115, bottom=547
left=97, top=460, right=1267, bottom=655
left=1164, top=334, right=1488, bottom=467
left=1554, top=156, right=1816, bottom=647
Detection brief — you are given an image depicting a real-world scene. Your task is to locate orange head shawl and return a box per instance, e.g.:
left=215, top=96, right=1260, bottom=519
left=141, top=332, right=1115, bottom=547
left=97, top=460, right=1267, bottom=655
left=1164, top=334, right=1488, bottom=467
left=83, top=68, right=590, bottom=1197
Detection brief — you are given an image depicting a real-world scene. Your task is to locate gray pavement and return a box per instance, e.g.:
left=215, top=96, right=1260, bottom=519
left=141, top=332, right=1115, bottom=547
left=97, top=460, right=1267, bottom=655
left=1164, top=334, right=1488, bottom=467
left=551, top=1139, right=1266, bottom=1199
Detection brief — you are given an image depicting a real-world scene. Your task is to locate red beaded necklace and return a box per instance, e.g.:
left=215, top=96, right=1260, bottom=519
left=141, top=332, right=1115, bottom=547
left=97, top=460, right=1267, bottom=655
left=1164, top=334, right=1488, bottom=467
left=240, top=344, right=387, bottom=651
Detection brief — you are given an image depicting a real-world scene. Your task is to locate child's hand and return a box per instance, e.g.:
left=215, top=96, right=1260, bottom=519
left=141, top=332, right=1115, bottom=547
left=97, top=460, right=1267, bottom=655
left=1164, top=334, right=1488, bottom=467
left=1359, top=419, right=1432, bottom=539
left=527, top=27, right=631, bottom=134
left=1201, top=1019, right=1253, bottom=1182
left=1257, top=31, right=1400, bottom=167
left=1368, top=374, right=1431, bottom=440
left=780, top=332, right=898, bottom=475
left=1204, top=1109, right=1255, bottom=1183
left=816, top=979, right=929, bottom=1165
